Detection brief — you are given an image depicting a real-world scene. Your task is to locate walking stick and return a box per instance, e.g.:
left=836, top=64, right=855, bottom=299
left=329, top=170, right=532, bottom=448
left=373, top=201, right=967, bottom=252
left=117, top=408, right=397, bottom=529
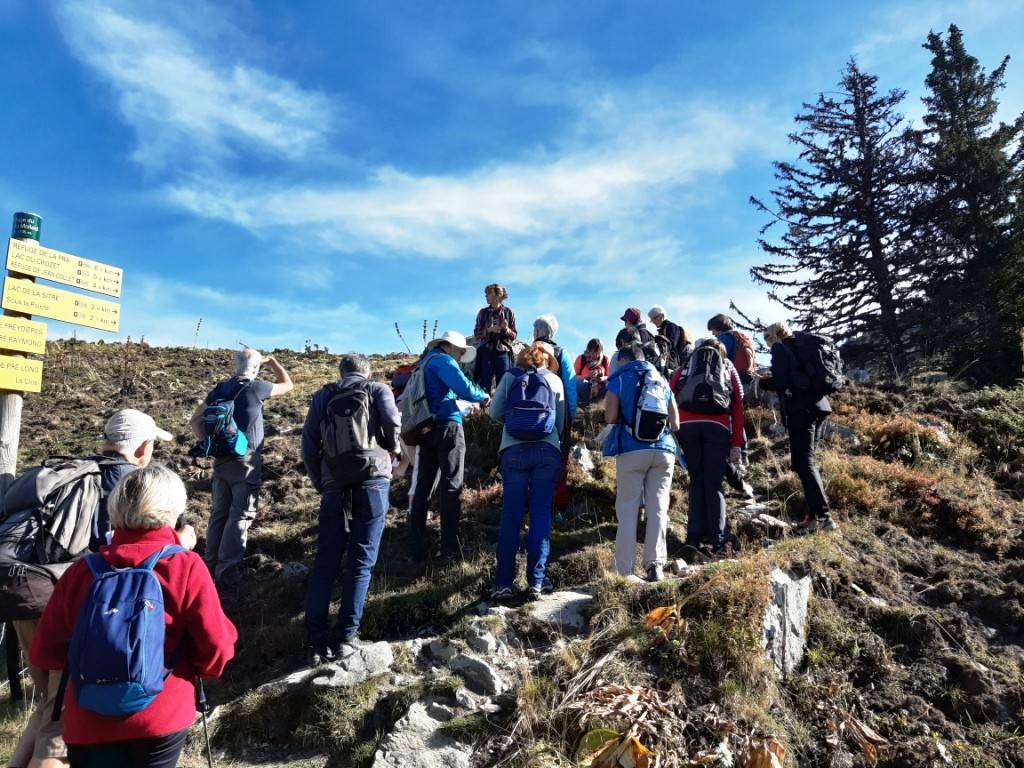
left=197, top=678, right=215, bottom=768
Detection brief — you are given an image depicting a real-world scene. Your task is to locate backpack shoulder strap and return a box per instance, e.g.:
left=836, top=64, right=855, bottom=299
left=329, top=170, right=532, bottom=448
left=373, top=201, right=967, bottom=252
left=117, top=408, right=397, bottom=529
left=139, top=544, right=186, bottom=570
left=231, top=378, right=254, bottom=401
left=84, top=553, right=112, bottom=578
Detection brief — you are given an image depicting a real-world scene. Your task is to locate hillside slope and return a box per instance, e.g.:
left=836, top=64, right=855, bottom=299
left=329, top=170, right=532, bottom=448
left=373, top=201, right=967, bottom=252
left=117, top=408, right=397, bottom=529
left=1, top=340, right=1022, bottom=768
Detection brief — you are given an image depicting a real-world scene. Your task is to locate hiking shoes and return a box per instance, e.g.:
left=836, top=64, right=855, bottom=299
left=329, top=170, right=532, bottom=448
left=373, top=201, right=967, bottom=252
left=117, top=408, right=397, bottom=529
left=331, top=638, right=372, bottom=661
left=307, top=644, right=327, bottom=668
left=793, top=515, right=839, bottom=534
left=526, top=578, right=555, bottom=599
left=491, top=586, right=515, bottom=602
left=646, top=563, right=665, bottom=583
left=680, top=544, right=709, bottom=565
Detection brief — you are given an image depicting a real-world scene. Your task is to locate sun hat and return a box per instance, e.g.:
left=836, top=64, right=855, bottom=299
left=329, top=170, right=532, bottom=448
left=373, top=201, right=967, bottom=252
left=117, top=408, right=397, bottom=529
left=427, top=330, right=477, bottom=365
left=102, top=409, right=173, bottom=443
left=621, top=307, right=642, bottom=324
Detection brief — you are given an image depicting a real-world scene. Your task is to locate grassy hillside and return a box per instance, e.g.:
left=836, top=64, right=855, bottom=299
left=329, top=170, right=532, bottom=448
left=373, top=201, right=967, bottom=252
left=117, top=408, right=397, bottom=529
left=1, top=339, right=1022, bottom=767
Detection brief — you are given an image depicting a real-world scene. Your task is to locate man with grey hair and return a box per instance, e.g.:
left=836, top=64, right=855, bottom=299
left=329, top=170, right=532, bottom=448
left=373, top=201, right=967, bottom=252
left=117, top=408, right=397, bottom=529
left=191, top=347, right=293, bottom=586
left=532, top=315, right=577, bottom=509
left=648, top=304, right=693, bottom=374
left=302, top=353, right=400, bottom=666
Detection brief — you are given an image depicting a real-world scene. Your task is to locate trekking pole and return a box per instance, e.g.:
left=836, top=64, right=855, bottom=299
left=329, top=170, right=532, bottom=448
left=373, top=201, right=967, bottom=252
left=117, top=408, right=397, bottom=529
left=196, top=678, right=215, bottom=768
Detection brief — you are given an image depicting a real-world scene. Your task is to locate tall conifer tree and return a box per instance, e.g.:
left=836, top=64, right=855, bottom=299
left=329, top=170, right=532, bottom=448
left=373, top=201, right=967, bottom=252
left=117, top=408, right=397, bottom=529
left=751, top=61, right=924, bottom=373
left=914, top=25, right=1024, bottom=382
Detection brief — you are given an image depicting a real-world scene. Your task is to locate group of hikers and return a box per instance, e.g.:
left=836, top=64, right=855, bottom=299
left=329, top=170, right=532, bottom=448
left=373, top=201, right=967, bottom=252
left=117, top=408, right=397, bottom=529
left=0, top=283, right=841, bottom=768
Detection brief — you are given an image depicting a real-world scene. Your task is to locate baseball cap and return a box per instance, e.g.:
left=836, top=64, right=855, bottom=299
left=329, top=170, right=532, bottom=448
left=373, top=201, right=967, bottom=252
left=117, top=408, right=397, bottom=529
left=102, top=409, right=173, bottom=443
left=621, top=307, right=642, bottom=324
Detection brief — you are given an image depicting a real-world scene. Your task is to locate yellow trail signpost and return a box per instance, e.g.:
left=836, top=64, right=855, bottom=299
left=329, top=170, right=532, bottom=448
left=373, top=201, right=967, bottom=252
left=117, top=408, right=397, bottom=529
left=0, top=316, right=46, bottom=355
left=0, top=355, right=42, bottom=393
left=2, top=276, right=121, bottom=332
left=6, top=238, right=123, bottom=298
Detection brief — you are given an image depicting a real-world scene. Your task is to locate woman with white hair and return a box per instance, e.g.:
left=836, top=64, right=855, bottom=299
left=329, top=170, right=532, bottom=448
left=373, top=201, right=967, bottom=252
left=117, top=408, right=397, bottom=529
left=30, top=465, right=237, bottom=768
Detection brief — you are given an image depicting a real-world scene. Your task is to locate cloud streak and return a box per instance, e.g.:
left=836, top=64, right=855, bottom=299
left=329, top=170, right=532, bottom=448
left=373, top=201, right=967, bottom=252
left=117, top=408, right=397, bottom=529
left=55, top=0, right=333, bottom=171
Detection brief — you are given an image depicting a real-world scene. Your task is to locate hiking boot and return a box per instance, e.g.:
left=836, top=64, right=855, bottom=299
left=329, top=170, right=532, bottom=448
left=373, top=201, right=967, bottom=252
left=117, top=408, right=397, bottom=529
left=438, top=550, right=465, bottom=568
left=680, top=544, right=709, bottom=565
left=645, top=563, right=664, bottom=583
left=793, top=515, right=839, bottom=534
left=307, top=644, right=327, bottom=668
left=526, top=578, right=554, bottom=599
left=405, top=552, right=426, bottom=568
left=331, top=637, right=372, bottom=661
left=215, top=566, right=243, bottom=589
left=491, top=586, right=515, bottom=602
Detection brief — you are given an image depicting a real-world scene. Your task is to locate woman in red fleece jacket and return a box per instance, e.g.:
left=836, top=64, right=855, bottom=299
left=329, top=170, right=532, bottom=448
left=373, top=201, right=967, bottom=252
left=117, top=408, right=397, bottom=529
left=31, top=464, right=237, bottom=768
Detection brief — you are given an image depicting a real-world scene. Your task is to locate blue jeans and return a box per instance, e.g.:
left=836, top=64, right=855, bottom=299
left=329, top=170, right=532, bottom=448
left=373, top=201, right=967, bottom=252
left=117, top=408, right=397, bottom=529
left=495, top=442, right=560, bottom=589
left=678, top=422, right=730, bottom=547
left=304, top=478, right=389, bottom=645
left=409, top=421, right=466, bottom=557
left=475, top=346, right=511, bottom=393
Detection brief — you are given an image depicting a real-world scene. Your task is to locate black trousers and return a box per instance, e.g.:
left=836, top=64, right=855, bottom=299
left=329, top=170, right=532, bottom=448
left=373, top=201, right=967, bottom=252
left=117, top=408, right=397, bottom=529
left=787, top=408, right=831, bottom=519
left=408, top=421, right=466, bottom=556
left=68, top=728, right=189, bottom=768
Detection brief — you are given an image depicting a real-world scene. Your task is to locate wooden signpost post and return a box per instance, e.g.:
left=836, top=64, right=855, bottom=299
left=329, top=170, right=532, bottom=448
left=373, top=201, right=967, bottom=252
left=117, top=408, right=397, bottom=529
left=0, top=212, right=124, bottom=493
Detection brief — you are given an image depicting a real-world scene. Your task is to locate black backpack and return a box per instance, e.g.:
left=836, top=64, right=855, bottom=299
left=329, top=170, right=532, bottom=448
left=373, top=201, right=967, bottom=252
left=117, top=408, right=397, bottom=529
left=635, top=326, right=668, bottom=371
left=320, top=381, right=388, bottom=484
left=675, top=346, right=732, bottom=415
left=789, top=332, right=845, bottom=399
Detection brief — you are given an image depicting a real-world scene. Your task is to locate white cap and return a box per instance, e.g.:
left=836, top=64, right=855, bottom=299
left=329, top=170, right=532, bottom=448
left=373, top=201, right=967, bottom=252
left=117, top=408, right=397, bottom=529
left=102, top=409, right=173, bottom=443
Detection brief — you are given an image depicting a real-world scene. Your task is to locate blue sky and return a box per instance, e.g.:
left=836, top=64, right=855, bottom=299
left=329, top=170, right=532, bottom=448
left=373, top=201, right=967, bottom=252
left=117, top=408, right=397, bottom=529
left=2, top=0, right=1022, bottom=360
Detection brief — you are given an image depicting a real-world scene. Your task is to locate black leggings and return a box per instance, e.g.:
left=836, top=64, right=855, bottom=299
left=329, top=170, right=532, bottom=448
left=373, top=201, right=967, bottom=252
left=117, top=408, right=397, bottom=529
left=68, top=728, right=189, bottom=768
left=787, top=408, right=830, bottom=519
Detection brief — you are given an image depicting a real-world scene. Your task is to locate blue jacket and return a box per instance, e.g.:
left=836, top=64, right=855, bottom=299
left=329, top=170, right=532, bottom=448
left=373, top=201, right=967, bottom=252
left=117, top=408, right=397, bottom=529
left=603, top=360, right=676, bottom=457
left=423, top=348, right=488, bottom=424
left=535, top=336, right=578, bottom=418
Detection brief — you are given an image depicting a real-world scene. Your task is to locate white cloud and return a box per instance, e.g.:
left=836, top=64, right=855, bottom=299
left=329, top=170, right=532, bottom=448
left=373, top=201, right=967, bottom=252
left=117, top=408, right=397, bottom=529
left=55, top=0, right=334, bottom=171
left=162, top=97, right=783, bottom=270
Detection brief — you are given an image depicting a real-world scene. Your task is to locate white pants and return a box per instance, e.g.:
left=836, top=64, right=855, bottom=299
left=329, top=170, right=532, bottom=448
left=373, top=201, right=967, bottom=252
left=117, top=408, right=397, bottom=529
left=612, top=450, right=675, bottom=576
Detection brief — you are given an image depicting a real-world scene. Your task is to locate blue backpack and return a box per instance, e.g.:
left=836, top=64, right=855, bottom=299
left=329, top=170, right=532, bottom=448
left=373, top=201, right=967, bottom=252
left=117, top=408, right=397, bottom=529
left=191, top=380, right=252, bottom=458
left=504, top=367, right=557, bottom=441
left=66, top=544, right=185, bottom=717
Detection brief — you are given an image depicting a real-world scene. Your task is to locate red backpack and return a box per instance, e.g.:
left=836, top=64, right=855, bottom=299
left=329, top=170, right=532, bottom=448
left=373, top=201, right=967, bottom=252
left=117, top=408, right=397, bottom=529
left=730, top=331, right=756, bottom=374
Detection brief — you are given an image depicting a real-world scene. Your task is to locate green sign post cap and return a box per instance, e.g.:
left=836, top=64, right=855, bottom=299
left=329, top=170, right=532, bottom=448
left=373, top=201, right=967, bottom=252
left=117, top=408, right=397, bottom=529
left=11, top=212, right=42, bottom=242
